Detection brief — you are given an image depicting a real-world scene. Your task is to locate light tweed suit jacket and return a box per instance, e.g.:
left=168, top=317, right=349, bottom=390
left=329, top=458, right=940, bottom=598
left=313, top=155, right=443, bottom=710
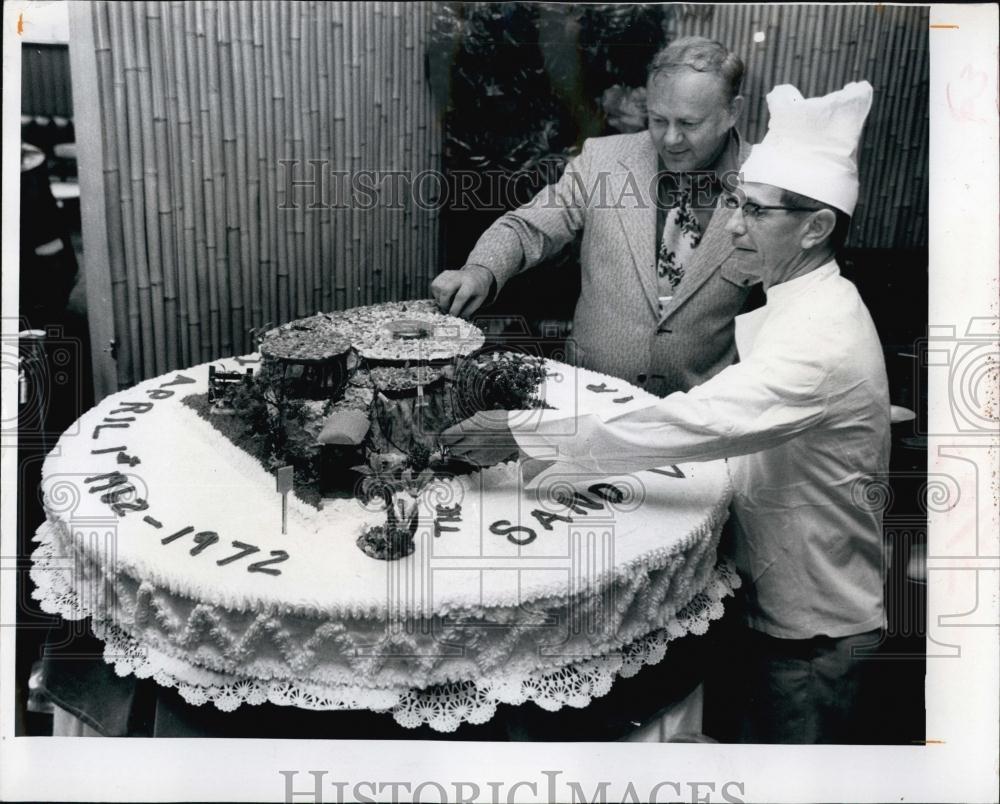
left=466, top=131, right=761, bottom=396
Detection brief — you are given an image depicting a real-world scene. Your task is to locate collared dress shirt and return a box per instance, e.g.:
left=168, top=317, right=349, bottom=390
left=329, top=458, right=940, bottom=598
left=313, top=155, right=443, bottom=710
left=654, top=132, right=743, bottom=305
left=654, top=130, right=742, bottom=250
left=515, top=261, right=890, bottom=639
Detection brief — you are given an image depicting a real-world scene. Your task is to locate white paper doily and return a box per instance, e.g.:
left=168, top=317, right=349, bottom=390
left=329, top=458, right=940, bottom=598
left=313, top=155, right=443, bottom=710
left=31, top=528, right=739, bottom=732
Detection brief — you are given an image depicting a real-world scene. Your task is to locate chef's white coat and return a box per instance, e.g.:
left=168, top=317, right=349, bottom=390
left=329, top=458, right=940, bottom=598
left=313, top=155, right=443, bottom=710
left=515, top=261, right=891, bottom=639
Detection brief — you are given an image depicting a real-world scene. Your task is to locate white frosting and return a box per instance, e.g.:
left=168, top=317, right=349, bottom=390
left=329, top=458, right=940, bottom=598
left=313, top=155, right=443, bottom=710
left=40, top=355, right=731, bottom=621
left=31, top=519, right=741, bottom=726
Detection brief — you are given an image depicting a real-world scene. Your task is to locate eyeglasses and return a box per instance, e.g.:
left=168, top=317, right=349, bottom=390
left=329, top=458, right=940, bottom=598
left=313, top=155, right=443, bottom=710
left=722, top=194, right=820, bottom=220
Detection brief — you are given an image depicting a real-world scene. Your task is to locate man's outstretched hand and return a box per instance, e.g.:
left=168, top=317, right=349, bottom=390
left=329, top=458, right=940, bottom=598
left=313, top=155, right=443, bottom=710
left=430, top=265, right=494, bottom=318
left=520, top=457, right=557, bottom=486
left=440, top=413, right=558, bottom=484
left=440, top=412, right=519, bottom=467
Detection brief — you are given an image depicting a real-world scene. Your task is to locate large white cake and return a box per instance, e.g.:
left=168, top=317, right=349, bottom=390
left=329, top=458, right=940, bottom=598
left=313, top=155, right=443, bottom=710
left=33, top=308, right=734, bottom=726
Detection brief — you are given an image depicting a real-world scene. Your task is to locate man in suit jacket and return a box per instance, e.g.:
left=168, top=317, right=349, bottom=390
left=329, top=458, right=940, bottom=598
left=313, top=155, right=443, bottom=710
left=432, top=37, right=761, bottom=396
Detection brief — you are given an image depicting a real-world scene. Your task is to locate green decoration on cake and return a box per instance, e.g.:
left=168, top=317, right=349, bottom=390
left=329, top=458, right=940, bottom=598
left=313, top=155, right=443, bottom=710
left=187, top=302, right=552, bottom=560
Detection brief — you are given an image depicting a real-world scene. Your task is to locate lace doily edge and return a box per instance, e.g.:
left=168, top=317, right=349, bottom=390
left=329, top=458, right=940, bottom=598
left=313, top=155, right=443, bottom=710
left=31, top=540, right=741, bottom=732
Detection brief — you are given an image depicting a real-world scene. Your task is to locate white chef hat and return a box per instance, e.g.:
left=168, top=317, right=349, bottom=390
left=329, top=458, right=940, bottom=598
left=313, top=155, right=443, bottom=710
left=741, top=81, right=874, bottom=215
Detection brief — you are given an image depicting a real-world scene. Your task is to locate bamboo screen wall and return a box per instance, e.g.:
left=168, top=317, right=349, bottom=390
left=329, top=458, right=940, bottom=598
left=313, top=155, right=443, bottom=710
left=92, top=1, right=441, bottom=387
left=89, top=2, right=928, bottom=388
left=667, top=4, right=929, bottom=249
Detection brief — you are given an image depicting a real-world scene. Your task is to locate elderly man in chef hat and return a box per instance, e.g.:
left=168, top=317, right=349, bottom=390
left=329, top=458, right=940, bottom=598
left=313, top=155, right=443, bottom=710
left=444, top=81, right=890, bottom=744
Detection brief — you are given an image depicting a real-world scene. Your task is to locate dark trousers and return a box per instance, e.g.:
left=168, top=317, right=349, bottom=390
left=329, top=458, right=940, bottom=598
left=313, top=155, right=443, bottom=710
left=741, top=628, right=882, bottom=744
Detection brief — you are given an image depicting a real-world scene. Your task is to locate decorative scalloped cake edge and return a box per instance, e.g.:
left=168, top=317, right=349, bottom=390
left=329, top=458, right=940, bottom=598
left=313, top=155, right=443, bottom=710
left=31, top=514, right=726, bottom=689
left=30, top=525, right=740, bottom=733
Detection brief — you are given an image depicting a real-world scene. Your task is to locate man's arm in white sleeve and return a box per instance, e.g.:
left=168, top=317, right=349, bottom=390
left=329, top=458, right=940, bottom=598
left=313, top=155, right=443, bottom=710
left=515, top=344, right=830, bottom=476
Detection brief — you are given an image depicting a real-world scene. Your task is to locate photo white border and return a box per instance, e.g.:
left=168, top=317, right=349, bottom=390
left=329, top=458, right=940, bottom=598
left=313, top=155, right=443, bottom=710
left=2, top=2, right=997, bottom=802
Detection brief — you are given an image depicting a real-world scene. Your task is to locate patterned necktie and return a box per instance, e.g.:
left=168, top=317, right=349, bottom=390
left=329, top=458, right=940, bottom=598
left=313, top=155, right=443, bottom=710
left=656, top=184, right=703, bottom=305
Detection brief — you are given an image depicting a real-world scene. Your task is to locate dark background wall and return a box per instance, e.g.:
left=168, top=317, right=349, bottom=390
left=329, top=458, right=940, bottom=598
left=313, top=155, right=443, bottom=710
left=22, top=43, right=74, bottom=117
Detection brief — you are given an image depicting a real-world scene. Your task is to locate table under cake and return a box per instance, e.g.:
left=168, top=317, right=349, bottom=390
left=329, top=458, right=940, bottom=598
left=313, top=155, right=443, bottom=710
left=31, top=354, right=738, bottom=733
